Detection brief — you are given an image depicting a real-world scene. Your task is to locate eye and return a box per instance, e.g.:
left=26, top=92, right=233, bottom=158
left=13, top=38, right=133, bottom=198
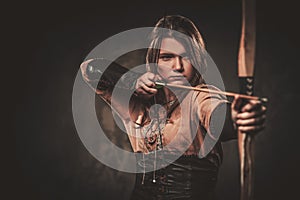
left=159, top=54, right=174, bottom=61
left=180, top=54, right=190, bottom=61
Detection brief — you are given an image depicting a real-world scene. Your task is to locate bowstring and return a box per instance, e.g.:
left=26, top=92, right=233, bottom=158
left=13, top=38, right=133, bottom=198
left=151, top=11, right=167, bottom=182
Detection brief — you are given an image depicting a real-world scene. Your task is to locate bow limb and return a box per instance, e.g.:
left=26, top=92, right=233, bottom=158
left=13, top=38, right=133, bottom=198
left=237, top=0, right=256, bottom=200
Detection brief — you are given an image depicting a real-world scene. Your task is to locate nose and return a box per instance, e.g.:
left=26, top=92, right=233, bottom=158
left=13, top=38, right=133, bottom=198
left=173, top=56, right=184, bottom=72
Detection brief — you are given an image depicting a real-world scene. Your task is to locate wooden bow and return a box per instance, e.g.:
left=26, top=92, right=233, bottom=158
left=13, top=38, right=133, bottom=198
left=237, top=0, right=256, bottom=199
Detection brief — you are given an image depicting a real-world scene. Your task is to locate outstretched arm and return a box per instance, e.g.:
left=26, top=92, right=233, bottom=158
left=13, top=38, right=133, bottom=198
left=80, top=59, right=139, bottom=97
left=80, top=58, right=142, bottom=120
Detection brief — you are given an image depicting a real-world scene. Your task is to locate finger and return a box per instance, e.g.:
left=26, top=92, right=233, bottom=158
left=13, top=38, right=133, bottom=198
left=140, top=83, right=157, bottom=94
left=236, top=114, right=266, bottom=126
left=139, top=79, right=155, bottom=90
left=238, top=124, right=265, bottom=134
left=135, top=86, right=155, bottom=95
left=141, top=79, right=156, bottom=88
left=135, top=88, right=154, bottom=95
left=136, top=82, right=157, bottom=94
left=241, top=100, right=262, bottom=112
left=237, top=106, right=266, bottom=119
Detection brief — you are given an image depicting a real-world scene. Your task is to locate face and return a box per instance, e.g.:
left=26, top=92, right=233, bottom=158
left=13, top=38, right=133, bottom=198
left=157, top=38, right=194, bottom=85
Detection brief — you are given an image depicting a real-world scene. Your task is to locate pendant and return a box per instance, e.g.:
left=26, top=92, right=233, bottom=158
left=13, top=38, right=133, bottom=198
left=146, top=132, right=157, bottom=145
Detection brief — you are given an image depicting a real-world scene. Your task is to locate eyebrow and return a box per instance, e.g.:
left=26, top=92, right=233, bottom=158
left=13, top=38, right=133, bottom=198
left=159, top=52, right=189, bottom=57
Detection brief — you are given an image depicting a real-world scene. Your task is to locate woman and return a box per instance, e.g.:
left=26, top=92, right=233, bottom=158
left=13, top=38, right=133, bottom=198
left=80, top=15, right=266, bottom=200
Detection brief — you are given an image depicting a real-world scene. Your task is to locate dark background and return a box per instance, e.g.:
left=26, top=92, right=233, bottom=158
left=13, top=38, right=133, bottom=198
left=11, top=0, right=299, bottom=199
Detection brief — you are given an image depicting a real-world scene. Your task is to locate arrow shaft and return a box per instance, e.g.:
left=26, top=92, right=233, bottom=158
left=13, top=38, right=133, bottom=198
left=156, top=82, right=267, bottom=103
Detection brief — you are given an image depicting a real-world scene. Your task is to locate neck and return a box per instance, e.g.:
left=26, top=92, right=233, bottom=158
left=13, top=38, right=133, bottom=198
left=163, top=87, right=176, bottom=102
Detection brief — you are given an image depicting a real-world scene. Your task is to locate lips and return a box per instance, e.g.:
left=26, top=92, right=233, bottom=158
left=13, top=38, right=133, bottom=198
left=169, top=76, right=185, bottom=80
left=168, top=76, right=187, bottom=82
